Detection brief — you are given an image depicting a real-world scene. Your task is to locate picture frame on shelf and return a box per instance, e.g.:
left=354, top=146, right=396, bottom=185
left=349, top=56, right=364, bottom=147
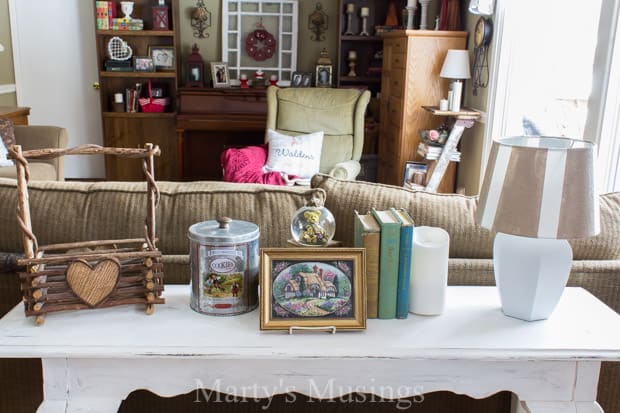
left=315, top=64, right=333, bottom=88
left=210, top=62, right=230, bottom=88
left=148, top=46, right=175, bottom=71
left=403, top=161, right=428, bottom=189
left=133, top=56, right=155, bottom=72
left=260, top=248, right=366, bottom=331
left=291, top=71, right=312, bottom=87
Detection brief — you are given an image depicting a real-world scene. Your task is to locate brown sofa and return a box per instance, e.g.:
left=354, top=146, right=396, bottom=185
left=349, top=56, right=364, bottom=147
left=0, top=125, right=68, bottom=181
left=0, top=174, right=618, bottom=413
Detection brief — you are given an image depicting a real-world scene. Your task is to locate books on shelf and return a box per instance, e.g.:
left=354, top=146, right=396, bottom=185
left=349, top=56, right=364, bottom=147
left=390, top=208, right=415, bottom=319
left=417, top=142, right=461, bottom=162
left=353, top=211, right=381, bottom=319
left=370, top=208, right=401, bottom=319
left=96, top=1, right=116, bottom=30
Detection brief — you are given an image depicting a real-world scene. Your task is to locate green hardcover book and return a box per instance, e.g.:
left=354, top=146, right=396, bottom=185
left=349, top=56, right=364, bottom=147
left=371, top=208, right=401, bottom=319
left=390, top=208, right=415, bottom=319
left=354, top=210, right=381, bottom=319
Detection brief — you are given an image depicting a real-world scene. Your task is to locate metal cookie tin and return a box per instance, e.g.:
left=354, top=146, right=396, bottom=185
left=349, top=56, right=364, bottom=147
left=189, top=217, right=259, bottom=316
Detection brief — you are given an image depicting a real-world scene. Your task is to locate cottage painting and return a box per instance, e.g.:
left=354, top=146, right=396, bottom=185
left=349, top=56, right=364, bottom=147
left=271, top=260, right=353, bottom=318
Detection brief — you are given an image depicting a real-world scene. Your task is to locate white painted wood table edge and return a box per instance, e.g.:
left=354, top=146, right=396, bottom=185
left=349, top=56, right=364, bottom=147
left=0, top=286, right=618, bottom=413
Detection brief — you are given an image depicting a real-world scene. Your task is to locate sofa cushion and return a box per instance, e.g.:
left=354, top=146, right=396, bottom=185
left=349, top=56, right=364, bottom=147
left=311, top=174, right=493, bottom=258
left=0, top=179, right=326, bottom=255
left=311, top=174, right=620, bottom=261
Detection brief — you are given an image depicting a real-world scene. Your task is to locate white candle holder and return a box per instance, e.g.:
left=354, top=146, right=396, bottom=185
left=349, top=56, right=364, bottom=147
left=344, top=3, right=355, bottom=35
left=418, top=0, right=431, bottom=30
left=359, top=7, right=370, bottom=36
left=120, top=1, right=134, bottom=21
left=347, top=51, right=357, bottom=77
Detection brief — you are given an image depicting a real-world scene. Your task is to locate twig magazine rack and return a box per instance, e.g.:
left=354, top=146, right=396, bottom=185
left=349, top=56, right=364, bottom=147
left=9, top=143, right=165, bottom=325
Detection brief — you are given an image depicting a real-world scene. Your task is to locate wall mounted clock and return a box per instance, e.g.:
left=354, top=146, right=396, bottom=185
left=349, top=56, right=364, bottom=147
left=473, top=16, right=493, bottom=96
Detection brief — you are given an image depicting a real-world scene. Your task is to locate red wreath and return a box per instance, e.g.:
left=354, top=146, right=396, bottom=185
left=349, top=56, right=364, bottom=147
left=245, top=24, right=276, bottom=61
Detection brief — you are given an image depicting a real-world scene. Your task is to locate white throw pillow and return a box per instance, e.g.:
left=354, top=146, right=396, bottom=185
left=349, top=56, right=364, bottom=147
left=0, top=136, right=14, bottom=167
left=264, top=129, right=324, bottom=179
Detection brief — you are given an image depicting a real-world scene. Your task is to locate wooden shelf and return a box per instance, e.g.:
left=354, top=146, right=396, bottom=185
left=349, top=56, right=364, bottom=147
left=96, top=30, right=175, bottom=36
left=99, top=71, right=177, bottom=78
left=340, top=76, right=382, bottom=83
left=102, top=112, right=177, bottom=118
left=340, top=35, right=383, bottom=42
left=422, top=106, right=481, bottom=120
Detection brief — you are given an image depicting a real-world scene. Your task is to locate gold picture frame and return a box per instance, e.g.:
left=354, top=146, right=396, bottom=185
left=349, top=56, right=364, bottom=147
left=260, top=248, right=366, bottom=331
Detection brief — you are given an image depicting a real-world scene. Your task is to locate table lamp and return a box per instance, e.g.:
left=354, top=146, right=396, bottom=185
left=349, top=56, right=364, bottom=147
left=440, top=49, right=471, bottom=112
left=476, top=136, right=599, bottom=321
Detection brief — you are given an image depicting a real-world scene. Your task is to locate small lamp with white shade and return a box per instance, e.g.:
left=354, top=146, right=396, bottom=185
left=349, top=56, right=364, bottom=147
left=440, top=49, right=471, bottom=112
left=476, top=136, right=599, bottom=321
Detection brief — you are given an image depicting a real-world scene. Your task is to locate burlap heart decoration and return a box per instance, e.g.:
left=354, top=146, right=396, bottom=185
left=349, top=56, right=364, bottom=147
left=66, top=259, right=120, bottom=307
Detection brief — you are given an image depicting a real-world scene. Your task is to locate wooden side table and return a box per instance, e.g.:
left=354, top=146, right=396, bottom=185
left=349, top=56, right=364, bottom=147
left=0, top=106, right=31, bottom=125
left=421, top=106, right=480, bottom=193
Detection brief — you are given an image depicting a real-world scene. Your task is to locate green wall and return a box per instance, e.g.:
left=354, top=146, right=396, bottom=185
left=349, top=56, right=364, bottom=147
left=0, top=0, right=17, bottom=106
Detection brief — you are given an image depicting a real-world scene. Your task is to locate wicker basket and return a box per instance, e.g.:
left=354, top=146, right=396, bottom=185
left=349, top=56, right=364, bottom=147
left=9, top=143, right=165, bottom=325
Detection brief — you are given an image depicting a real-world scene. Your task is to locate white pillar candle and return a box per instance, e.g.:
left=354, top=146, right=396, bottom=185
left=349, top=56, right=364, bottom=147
left=360, top=7, right=369, bottom=17
left=348, top=50, right=357, bottom=59
left=114, top=93, right=124, bottom=103
left=407, top=0, right=417, bottom=8
left=439, top=98, right=449, bottom=111
left=409, top=226, right=450, bottom=315
left=346, top=3, right=355, bottom=13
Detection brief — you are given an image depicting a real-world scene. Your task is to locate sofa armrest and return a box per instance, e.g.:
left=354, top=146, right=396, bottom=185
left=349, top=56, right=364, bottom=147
left=328, top=160, right=361, bottom=180
left=14, top=125, right=68, bottom=181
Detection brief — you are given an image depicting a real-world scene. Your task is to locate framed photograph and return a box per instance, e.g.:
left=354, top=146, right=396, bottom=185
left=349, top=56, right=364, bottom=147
left=133, top=56, right=154, bottom=72
left=210, top=62, right=230, bottom=88
left=315, top=64, right=333, bottom=88
left=291, top=71, right=312, bottom=88
left=148, top=46, right=175, bottom=71
left=260, top=248, right=366, bottom=331
left=403, top=161, right=428, bottom=189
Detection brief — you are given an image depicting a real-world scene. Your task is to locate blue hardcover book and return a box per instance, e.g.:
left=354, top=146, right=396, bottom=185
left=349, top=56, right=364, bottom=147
left=390, top=208, right=415, bottom=319
left=371, top=208, right=401, bottom=319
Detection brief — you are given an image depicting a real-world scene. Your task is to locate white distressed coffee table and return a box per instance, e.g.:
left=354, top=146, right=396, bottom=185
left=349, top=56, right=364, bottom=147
left=0, top=286, right=618, bottom=413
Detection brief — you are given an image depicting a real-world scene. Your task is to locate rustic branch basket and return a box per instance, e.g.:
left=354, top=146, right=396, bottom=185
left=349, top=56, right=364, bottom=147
left=9, top=143, right=165, bottom=325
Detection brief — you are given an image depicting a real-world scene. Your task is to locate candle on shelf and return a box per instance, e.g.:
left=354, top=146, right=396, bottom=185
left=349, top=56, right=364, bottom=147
left=346, top=3, right=355, bottom=13
left=114, top=93, right=124, bottom=103
left=439, top=98, right=449, bottom=111
left=360, top=7, right=369, bottom=17
left=407, top=0, right=417, bottom=8
left=409, top=226, right=450, bottom=315
left=348, top=50, right=357, bottom=59
left=191, top=67, right=199, bottom=81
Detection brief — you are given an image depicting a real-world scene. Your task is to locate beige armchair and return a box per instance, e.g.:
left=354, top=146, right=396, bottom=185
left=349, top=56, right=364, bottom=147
left=0, top=125, right=68, bottom=181
left=266, top=86, right=371, bottom=180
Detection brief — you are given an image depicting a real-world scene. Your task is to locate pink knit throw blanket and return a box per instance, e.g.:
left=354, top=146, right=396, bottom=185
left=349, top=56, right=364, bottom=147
left=221, top=145, right=298, bottom=185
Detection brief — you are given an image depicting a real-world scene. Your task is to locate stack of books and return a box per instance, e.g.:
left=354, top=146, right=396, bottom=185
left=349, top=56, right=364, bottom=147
left=95, top=1, right=116, bottom=30
left=354, top=208, right=415, bottom=319
left=417, top=142, right=461, bottom=162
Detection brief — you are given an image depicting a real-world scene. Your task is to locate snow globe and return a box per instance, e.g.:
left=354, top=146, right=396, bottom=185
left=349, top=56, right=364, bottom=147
left=290, top=206, right=335, bottom=246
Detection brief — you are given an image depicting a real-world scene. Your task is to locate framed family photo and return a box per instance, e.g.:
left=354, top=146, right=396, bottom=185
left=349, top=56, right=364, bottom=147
left=148, top=46, right=175, bottom=71
left=315, top=64, right=332, bottom=88
left=133, top=56, right=154, bottom=72
left=260, top=248, right=366, bottom=331
left=291, top=71, right=312, bottom=87
left=210, top=62, right=230, bottom=88
left=403, top=161, right=428, bottom=189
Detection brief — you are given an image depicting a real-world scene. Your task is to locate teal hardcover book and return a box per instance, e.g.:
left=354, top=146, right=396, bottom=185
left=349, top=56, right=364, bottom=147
left=391, top=208, right=415, bottom=319
left=371, top=208, right=401, bottom=319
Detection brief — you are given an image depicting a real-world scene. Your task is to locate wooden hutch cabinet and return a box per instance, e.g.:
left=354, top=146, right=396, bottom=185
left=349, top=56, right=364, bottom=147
left=93, top=0, right=179, bottom=180
left=378, top=30, right=467, bottom=192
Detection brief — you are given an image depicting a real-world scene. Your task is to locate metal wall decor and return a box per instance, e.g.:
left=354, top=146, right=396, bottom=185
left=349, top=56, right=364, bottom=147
left=191, top=0, right=212, bottom=38
left=308, top=3, right=328, bottom=42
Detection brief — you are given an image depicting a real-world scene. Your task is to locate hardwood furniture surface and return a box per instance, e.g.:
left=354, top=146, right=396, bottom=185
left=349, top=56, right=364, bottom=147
left=0, top=106, right=30, bottom=125
left=378, top=30, right=467, bottom=192
left=176, top=88, right=267, bottom=180
left=336, top=0, right=406, bottom=96
left=421, top=106, right=480, bottom=192
left=0, top=285, right=618, bottom=412
left=93, top=0, right=179, bottom=181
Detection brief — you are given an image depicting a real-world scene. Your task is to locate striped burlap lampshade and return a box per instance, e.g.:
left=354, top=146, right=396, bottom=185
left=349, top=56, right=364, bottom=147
left=476, top=136, right=600, bottom=239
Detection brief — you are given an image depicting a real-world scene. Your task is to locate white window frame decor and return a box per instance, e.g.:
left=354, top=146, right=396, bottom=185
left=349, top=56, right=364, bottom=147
left=222, top=0, right=298, bottom=82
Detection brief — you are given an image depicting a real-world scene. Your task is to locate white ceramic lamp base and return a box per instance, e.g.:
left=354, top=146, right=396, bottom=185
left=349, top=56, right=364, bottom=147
left=493, top=232, right=572, bottom=321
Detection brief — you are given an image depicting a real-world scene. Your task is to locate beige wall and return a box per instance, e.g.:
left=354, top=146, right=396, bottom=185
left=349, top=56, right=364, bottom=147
left=0, top=0, right=17, bottom=106
left=457, top=10, right=494, bottom=195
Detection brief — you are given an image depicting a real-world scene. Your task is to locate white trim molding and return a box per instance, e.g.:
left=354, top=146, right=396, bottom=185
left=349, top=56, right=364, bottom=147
left=0, top=84, right=17, bottom=95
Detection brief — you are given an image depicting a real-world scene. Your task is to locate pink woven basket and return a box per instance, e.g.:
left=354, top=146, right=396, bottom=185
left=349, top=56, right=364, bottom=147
left=139, top=81, right=169, bottom=113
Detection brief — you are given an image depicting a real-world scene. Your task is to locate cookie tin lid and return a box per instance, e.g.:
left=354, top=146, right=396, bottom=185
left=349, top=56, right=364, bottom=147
left=188, top=217, right=260, bottom=244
